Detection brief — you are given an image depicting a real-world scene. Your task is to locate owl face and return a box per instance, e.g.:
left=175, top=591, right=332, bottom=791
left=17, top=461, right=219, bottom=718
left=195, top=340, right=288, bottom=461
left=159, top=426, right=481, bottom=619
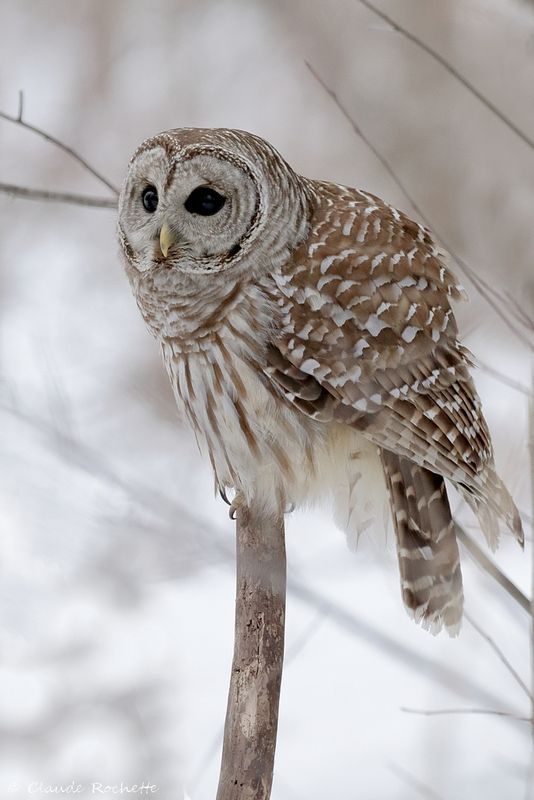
left=119, top=129, right=312, bottom=281
left=119, top=129, right=299, bottom=278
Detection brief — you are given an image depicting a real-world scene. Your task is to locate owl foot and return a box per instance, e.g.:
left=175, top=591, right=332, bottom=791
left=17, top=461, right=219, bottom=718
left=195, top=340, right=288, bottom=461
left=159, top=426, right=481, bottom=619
left=229, top=492, right=246, bottom=520
left=218, top=485, right=245, bottom=519
left=219, top=486, right=231, bottom=506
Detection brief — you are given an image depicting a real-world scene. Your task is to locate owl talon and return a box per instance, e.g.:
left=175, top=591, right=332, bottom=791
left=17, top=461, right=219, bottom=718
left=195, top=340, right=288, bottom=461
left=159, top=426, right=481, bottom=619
left=229, top=492, right=245, bottom=520
left=219, top=486, right=231, bottom=506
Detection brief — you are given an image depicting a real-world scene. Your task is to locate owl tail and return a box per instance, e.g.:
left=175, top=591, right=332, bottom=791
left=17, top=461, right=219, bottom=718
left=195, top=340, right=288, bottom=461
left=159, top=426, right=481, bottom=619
left=380, top=450, right=464, bottom=636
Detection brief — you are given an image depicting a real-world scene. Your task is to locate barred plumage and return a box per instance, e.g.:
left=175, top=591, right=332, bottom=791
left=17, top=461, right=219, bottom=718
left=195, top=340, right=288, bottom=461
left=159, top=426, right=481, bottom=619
left=118, top=127, right=523, bottom=635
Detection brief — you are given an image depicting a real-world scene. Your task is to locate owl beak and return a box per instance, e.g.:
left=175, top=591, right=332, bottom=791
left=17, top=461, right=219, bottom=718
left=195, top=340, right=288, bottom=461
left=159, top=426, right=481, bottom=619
left=159, top=222, right=175, bottom=258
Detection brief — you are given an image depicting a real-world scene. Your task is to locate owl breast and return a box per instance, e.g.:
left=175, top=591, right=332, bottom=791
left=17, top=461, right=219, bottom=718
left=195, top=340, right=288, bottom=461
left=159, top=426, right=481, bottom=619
left=160, top=288, right=384, bottom=534
left=161, top=324, right=320, bottom=510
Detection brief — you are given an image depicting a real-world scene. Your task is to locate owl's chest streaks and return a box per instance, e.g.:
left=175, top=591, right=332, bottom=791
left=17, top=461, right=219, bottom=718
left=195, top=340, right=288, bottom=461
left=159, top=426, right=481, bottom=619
left=131, top=265, right=251, bottom=342
left=158, top=282, right=328, bottom=506
left=131, top=258, right=303, bottom=481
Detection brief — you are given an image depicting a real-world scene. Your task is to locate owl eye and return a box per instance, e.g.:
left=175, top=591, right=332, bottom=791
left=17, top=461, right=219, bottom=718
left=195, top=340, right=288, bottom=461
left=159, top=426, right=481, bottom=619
left=184, top=186, right=226, bottom=216
left=142, top=185, right=158, bottom=213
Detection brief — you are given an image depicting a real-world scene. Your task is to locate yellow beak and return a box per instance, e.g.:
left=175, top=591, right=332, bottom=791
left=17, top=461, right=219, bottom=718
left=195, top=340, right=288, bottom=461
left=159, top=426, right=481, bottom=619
left=159, top=222, right=175, bottom=258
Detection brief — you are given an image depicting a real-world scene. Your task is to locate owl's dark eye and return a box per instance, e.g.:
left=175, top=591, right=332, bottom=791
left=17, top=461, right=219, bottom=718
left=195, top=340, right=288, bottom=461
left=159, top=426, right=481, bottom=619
left=184, top=186, right=226, bottom=216
left=142, top=185, right=158, bottom=213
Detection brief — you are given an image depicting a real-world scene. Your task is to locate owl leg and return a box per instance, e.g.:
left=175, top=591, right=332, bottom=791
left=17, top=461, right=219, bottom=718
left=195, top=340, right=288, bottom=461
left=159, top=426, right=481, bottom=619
left=380, top=450, right=463, bottom=636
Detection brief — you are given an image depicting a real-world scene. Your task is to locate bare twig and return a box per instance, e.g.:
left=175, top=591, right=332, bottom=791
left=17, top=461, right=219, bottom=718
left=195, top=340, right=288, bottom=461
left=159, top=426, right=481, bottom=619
left=305, top=62, right=534, bottom=351
left=0, top=182, right=116, bottom=209
left=216, top=505, right=286, bottom=800
left=456, top=525, right=530, bottom=614
left=401, top=707, right=530, bottom=722
left=305, top=61, right=426, bottom=217
left=464, top=612, right=532, bottom=701
left=353, top=0, right=534, bottom=153
left=477, top=360, right=532, bottom=398
left=505, top=290, right=534, bottom=331
left=0, top=395, right=519, bottom=711
left=288, top=575, right=516, bottom=711
left=0, top=95, right=119, bottom=195
left=388, top=762, right=445, bottom=800
left=528, top=361, right=534, bottom=798
left=453, top=253, right=533, bottom=350
left=284, top=607, right=328, bottom=662
left=487, top=287, right=534, bottom=334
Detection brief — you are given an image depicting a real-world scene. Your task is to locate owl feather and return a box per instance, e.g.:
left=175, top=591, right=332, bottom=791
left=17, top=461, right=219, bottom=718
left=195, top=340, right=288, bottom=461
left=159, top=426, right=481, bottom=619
left=118, top=127, right=523, bottom=636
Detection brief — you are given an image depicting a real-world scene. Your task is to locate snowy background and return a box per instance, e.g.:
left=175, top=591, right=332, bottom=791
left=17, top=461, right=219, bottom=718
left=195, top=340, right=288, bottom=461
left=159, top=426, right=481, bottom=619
left=1, top=1, right=533, bottom=798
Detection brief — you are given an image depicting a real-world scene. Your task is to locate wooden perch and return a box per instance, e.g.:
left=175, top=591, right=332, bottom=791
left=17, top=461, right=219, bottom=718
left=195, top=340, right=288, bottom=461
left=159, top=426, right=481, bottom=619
left=216, top=504, right=286, bottom=800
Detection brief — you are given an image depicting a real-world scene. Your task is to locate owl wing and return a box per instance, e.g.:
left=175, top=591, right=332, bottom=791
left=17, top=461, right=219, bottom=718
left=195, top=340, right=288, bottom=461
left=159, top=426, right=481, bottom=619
left=264, top=182, right=521, bottom=542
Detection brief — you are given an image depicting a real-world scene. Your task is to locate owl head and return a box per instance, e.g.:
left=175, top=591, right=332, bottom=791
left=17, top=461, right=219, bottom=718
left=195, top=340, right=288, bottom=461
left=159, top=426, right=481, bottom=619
left=118, top=128, right=311, bottom=279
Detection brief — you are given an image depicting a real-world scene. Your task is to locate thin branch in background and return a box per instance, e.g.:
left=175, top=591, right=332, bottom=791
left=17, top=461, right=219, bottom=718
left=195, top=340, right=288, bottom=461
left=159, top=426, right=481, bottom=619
left=284, top=607, right=329, bottom=662
left=305, top=62, right=534, bottom=351
left=453, top=252, right=533, bottom=349
left=528, top=362, right=534, bottom=798
left=477, top=360, right=532, bottom=399
left=388, top=762, right=445, bottom=800
left=354, top=0, right=534, bottom=153
left=304, top=61, right=428, bottom=217
left=491, top=288, right=534, bottom=334
left=464, top=611, right=532, bottom=701
left=456, top=525, right=530, bottom=614
left=505, top=291, right=534, bottom=331
left=17, top=89, right=23, bottom=122
left=0, top=94, right=119, bottom=195
left=4, top=390, right=525, bottom=718
left=452, top=255, right=533, bottom=337
left=288, top=575, right=520, bottom=714
left=0, top=182, right=116, bottom=209
left=38, top=341, right=76, bottom=440
left=401, top=707, right=530, bottom=722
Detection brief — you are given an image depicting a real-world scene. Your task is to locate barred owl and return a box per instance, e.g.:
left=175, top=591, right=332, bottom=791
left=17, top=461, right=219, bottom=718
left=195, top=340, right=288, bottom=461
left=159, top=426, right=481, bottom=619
left=118, top=128, right=523, bottom=635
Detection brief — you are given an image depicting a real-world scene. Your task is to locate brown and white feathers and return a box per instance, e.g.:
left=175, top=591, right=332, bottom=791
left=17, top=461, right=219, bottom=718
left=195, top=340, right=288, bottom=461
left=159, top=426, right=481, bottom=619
left=118, top=127, right=523, bottom=636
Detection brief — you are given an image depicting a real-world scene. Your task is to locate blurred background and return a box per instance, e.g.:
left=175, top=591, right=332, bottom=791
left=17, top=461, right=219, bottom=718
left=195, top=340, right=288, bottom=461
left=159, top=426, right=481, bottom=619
left=1, top=1, right=533, bottom=798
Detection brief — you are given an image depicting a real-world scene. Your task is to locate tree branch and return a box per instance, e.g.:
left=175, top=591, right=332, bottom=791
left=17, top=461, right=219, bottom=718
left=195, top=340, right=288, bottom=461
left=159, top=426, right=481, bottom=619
left=477, top=360, right=532, bottom=399
left=0, top=181, right=116, bottom=209
left=464, top=611, right=532, bottom=701
left=2, top=392, right=524, bottom=710
left=305, top=61, right=534, bottom=351
left=456, top=525, right=530, bottom=614
left=528, top=361, right=534, bottom=798
left=388, top=762, right=445, bottom=800
left=216, top=505, right=286, bottom=800
left=0, top=95, right=119, bottom=195
left=353, top=0, right=534, bottom=153
left=401, top=706, right=530, bottom=722
left=505, top=290, right=534, bottom=331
